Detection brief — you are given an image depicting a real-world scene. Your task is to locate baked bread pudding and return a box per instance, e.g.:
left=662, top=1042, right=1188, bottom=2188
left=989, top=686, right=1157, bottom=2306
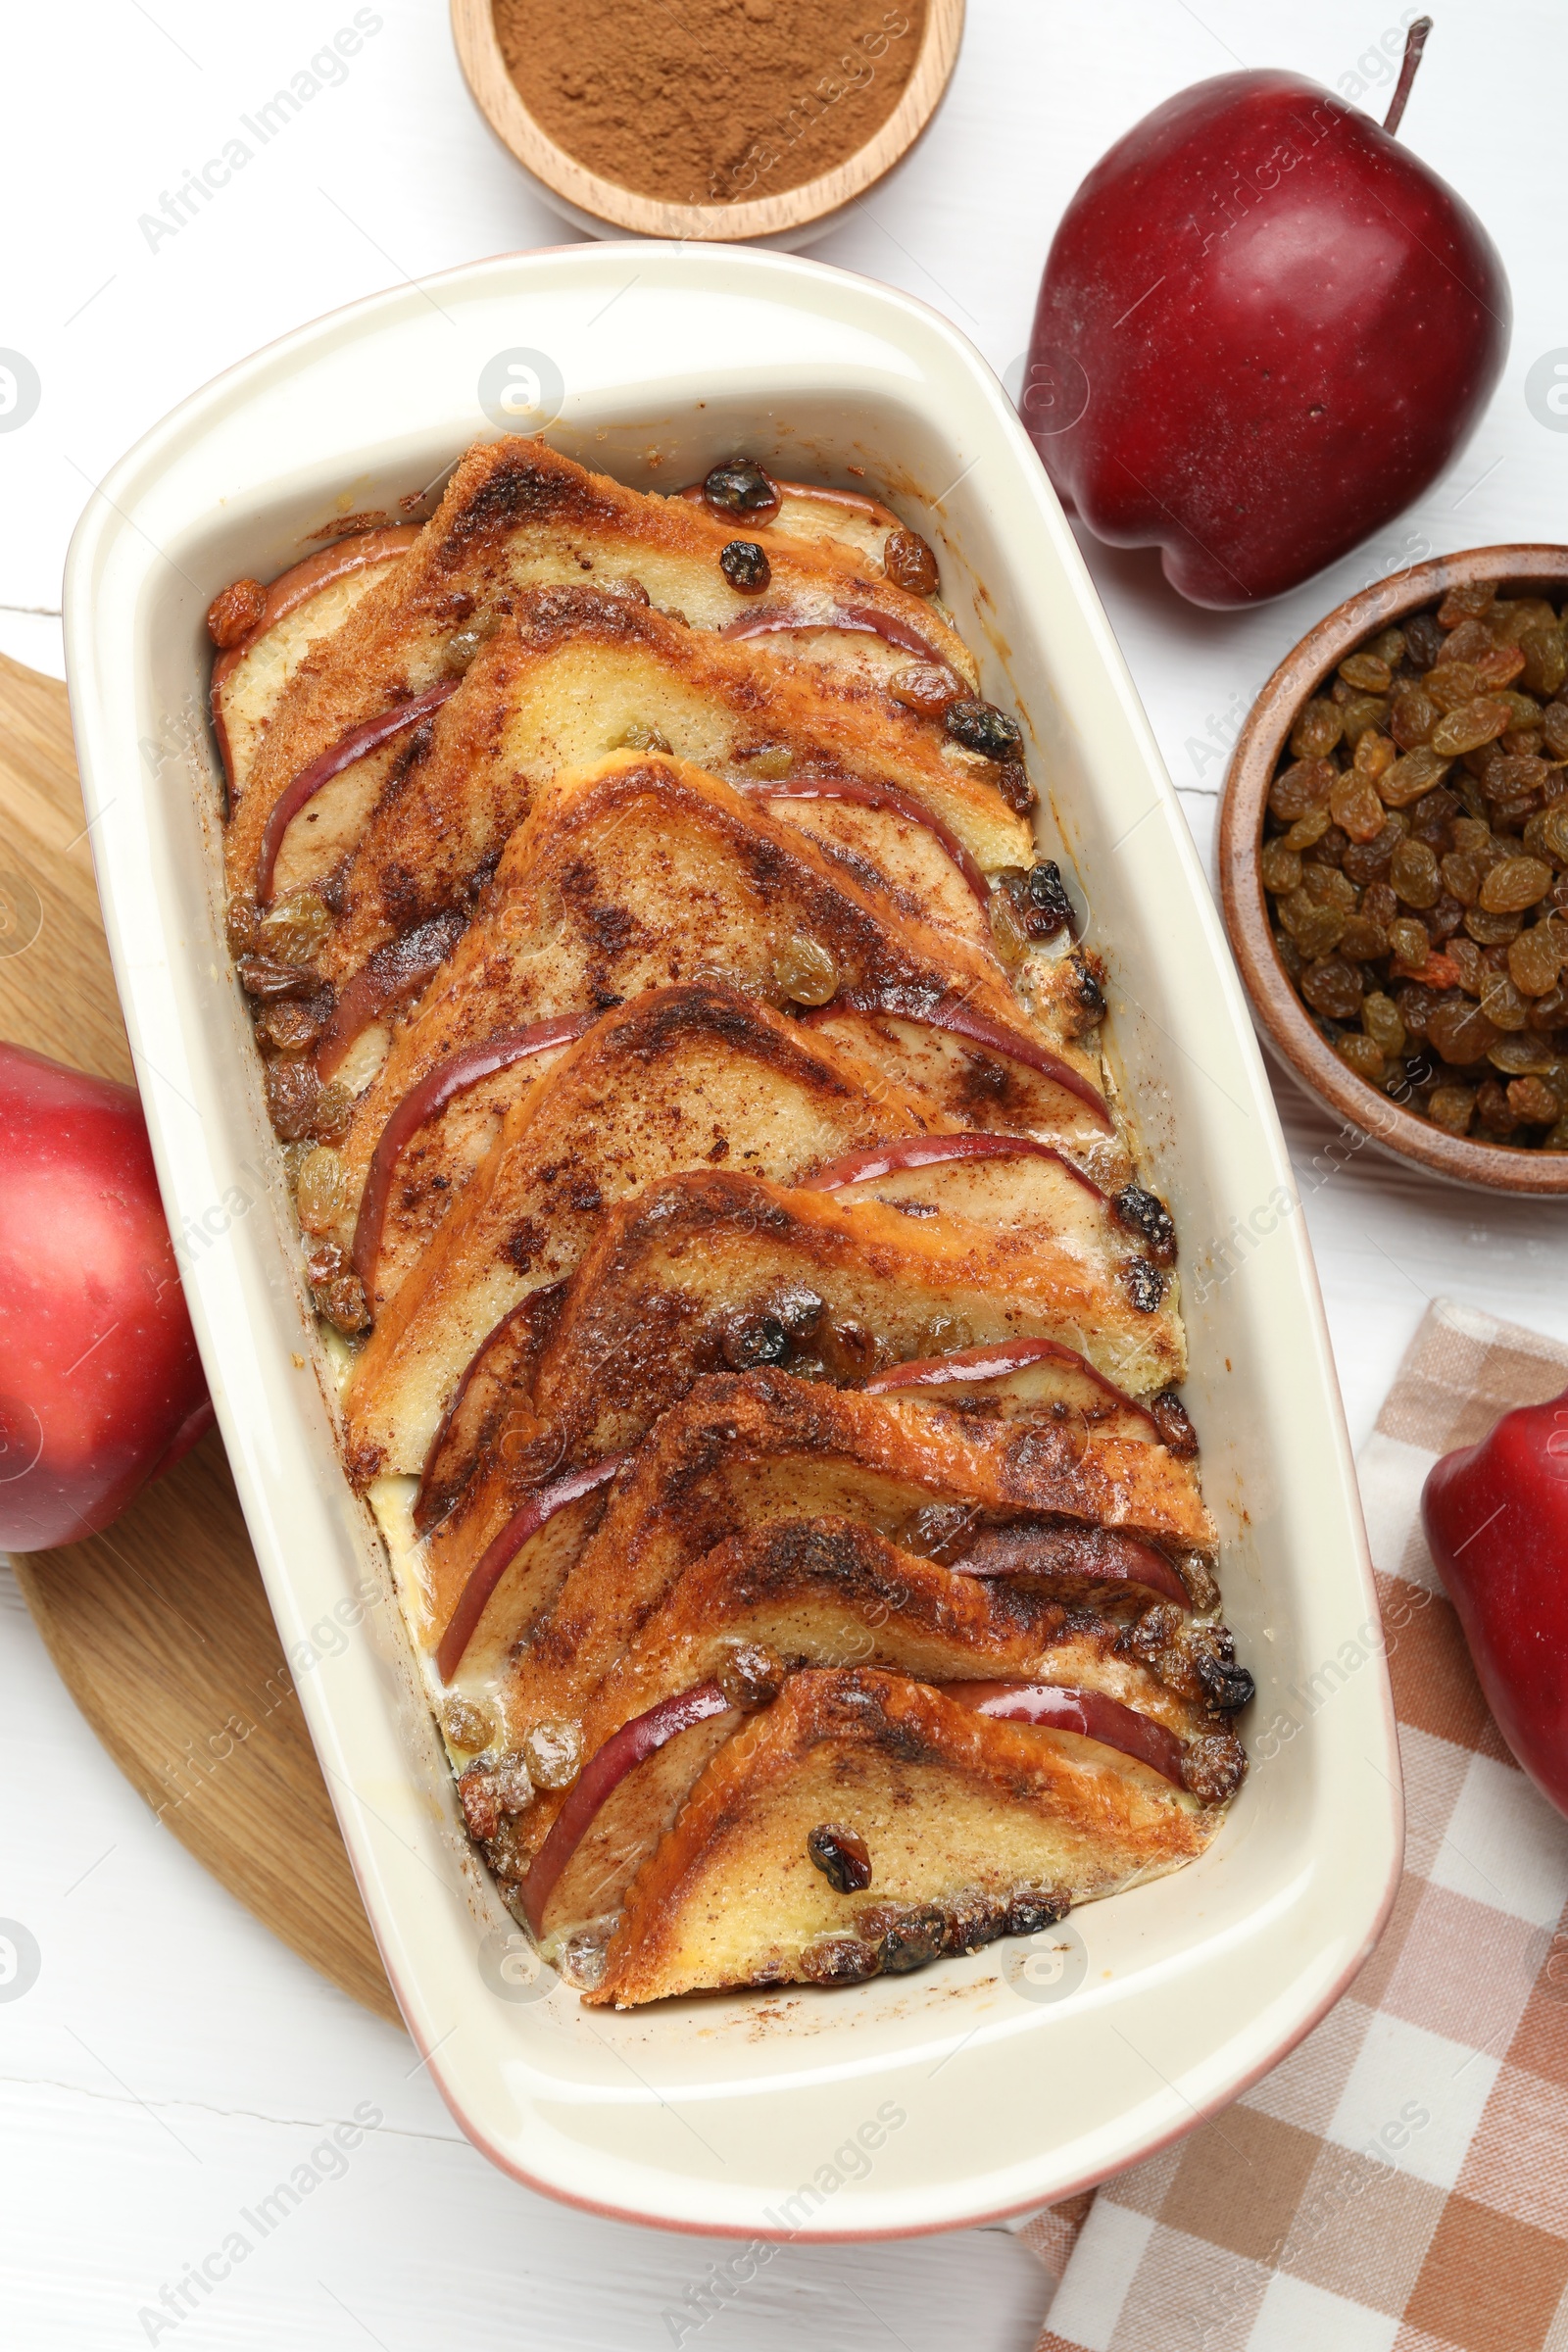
left=212, top=436, right=1250, bottom=2006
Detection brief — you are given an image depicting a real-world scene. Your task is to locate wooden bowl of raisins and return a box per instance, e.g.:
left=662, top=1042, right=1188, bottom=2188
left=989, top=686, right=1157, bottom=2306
left=1219, top=547, right=1568, bottom=1195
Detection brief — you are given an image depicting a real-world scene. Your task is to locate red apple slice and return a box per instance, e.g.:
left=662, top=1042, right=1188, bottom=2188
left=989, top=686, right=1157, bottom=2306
left=212, top=527, right=418, bottom=692
left=415, top=1289, right=558, bottom=1538
left=436, top=1454, right=627, bottom=1684
left=861, top=1335, right=1159, bottom=1434
left=756, top=774, right=989, bottom=906
left=950, top=1681, right=1186, bottom=1786
left=314, top=908, right=470, bottom=1079
left=719, top=603, right=958, bottom=674
left=351, top=1012, right=596, bottom=1289
left=521, top=1680, right=736, bottom=1935
left=952, top=1526, right=1191, bottom=1609
left=255, top=677, right=460, bottom=905
left=804, top=987, right=1112, bottom=1130
left=805, top=1132, right=1103, bottom=1200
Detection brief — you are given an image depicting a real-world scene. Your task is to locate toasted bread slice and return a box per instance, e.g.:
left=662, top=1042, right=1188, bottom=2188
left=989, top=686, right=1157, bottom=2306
left=317, top=748, right=1112, bottom=1154
left=335, top=980, right=942, bottom=1311
left=349, top=1152, right=1182, bottom=1484
left=523, top=1165, right=1182, bottom=1437
left=486, top=1514, right=1240, bottom=1905
left=425, top=1367, right=1213, bottom=1694
left=224, top=436, right=978, bottom=905
left=213, top=529, right=418, bottom=802
left=290, top=585, right=1030, bottom=972
left=584, top=1668, right=1214, bottom=2004
left=338, top=988, right=947, bottom=1474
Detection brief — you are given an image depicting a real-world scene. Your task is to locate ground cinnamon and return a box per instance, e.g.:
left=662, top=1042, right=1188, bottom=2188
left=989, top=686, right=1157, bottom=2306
left=495, top=0, right=927, bottom=209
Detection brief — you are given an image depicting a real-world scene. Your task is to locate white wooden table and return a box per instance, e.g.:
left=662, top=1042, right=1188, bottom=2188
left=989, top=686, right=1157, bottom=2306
left=4, top=5, right=1564, bottom=2343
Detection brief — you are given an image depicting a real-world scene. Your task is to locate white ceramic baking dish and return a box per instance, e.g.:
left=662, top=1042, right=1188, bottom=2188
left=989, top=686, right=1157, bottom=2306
left=63, top=242, right=1401, bottom=2238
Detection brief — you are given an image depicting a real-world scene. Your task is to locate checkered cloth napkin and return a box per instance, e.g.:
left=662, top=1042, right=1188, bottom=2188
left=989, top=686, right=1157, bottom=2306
left=1013, top=1297, right=1568, bottom=2352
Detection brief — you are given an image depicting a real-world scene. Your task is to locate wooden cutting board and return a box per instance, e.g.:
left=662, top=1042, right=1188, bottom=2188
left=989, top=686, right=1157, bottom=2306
left=0, top=651, right=400, bottom=2027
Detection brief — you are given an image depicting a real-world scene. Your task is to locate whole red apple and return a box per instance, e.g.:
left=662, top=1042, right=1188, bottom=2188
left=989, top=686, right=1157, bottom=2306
left=0, top=1042, right=213, bottom=1551
left=1025, top=23, right=1510, bottom=606
left=1422, top=1386, right=1568, bottom=1818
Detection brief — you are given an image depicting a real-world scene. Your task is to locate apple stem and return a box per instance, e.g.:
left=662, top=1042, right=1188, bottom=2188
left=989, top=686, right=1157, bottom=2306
left=1383, top=16, right=1432, bottom=136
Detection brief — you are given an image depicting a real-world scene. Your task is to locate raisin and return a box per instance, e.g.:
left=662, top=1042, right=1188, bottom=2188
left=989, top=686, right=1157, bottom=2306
left=1507, top=1075, right=1561, bottom=1124
left=1339, top=915, right=1389, bottom=960
left=1390, top=838, right=1441, bottom=908
left=721, top=1312, right=790, bottom=1370
left=715, top=1642, right=786, bottom=1710
left=1301, top=957, right=1364, bottom=1020
left=1189, top=1627, right=1255, bottom=1714
left=945, top=700, right=1024, bottom=760
left=1465, top=911, right=1523, bottom=954
left=257, top=995, right=329, bottom=1054
left=238, top=953, right=321, bottom=1002
left=1403, top=611, right=1446, bottom=667
left=1362, top=992, right=1406, bottom=1055
left=1480, top=856, right=1553, bottom=914
left=1426, top=999, right=1503, bottom=1066
left=207, top=576, right=268, bottom=647
left=703, top=458, right=779, bottom=517
left=876, top=1906, right=947, bottom=1974
left=1331, top=771, right=1387, bottom=842
left=944, top=1891, right=1007, bottom=1953
left=1337, top=1034, right=1386, bottom=1082
left=1111, top=1184, right=1176, bottom=1265
left=1340, top=651, right=1392, bottom=692
left=1150, top=1390, right=1199, bottom=1455
left=995, top=759, right=1036, bottom=814
left=1437, top=580, right=1497, bottom=625
left=1353, top=729, right=1396, bottom=783
left=1518, top=625, right=1567, bottom=700
left=295, top=1145, right=344, bottom=1235
left=1427, top=1084, right=1476, bottom=1134
left=772, top=934, right=838, bottom=1004
left=1260, top=839, right=1303, bottom=895
left=1122, top=1256, right=1166, bottom=1313
left=520, top=1720, right=582, bottom=1789
left=305, top=1241, right=369, bottom=1338
left=442, top=1697, right=495, bottom=1752
left=266, top=1055, right=319, bottom=1141
left=444, top=611, right=499, bottom=675
left=1290, top=699, right=1344, bottom=759
left=1181, top=1732, right=1248, bottom=1805
left=1431, top=700, right=1512, bottom=757
left=1006, top=1886, right=1070, bottom=1936
left=1510, top=925, right=1565, bottom=998
left=888, top=662, right=959, bottom=717
left=883, top=526, right=939, bottom=595
left=1286, top=808, right=1333, bottom=852
left=1025, top=860, right=1075, bottom=936
left=1379, top=746, right=1450, bottom=808
left=1389, top=686, right=1440, bottom=750
left=1479, top=971, right=1531, bottom=1032
left=1341, top=695, right=1389, bottom=744
left=258, top=888, right=333, bottom=966
left=1475, top=1077, right=1518, bottom=1134
left=1269, top=758, right=1338, bottom=822
left=719, top=540, right=771, bottom=595
left=806, top=1823, right=872, bottom=1894
left=800, top=1936, right=880, bottom=1985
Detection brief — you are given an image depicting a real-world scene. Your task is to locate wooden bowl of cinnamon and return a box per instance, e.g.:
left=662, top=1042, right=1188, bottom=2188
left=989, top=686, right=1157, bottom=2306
left=451, top=0, right=964, bottom=245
